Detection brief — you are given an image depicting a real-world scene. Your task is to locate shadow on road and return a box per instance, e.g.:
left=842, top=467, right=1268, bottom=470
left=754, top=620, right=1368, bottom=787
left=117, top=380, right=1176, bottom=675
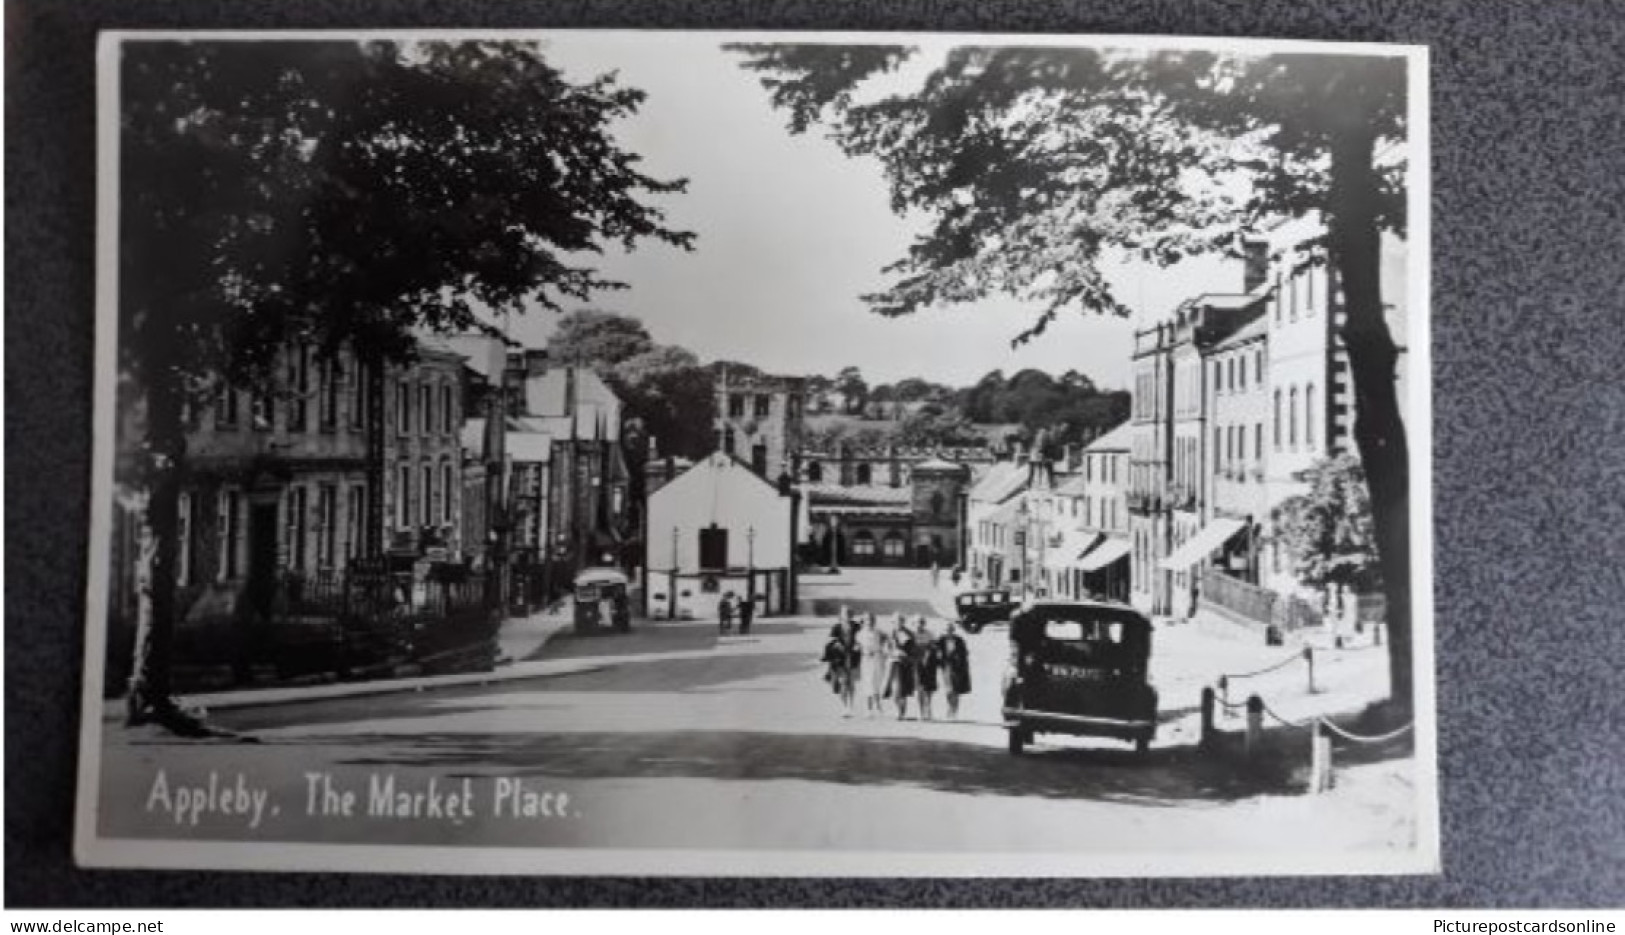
left=317, top=727, right=1302, bottom=806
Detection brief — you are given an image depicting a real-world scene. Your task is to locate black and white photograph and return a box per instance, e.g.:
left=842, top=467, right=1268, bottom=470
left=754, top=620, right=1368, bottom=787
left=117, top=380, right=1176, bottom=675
left=76, top=29, right=1435, bottom=876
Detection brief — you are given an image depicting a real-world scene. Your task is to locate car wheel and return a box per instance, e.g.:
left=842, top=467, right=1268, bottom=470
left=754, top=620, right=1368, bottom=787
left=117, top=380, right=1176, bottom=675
left=1008, top=728, right=1026, bottom=756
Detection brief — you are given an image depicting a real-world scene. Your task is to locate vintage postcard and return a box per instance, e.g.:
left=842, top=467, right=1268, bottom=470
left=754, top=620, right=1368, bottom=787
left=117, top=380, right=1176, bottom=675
left=77, top=28, right=1436, bottom=876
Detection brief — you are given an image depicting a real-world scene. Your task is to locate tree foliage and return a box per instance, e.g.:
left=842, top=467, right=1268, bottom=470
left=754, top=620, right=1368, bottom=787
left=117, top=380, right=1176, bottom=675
left=547, top=309, right=658, bottom=368
left=118, top=39, right=692, bottom=731
left=1272, top=455, right=1382, bottom=592
left=730, top=41, right=1416, bottom=715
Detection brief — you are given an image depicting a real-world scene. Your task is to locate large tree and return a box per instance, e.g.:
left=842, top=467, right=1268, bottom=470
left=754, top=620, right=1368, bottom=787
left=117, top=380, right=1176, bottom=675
left=547, top=309, right=657, bottom=368
left=731, top=43, right=1415, bottom=713
left=1273, top=454, right=1382, bottom=596
left=120, top=40, right=691, bottom=734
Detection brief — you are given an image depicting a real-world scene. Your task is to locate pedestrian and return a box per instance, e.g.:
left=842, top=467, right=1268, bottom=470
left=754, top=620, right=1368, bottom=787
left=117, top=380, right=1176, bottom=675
left=887, top=617, right=917, bottom=720
left=856, top=613, right=885, bottom=717
left=938, top=621, right=972, bottom=720
left=916, top=618, right=940, bottom=721
left=821, top=623, right=858, bottom=717
left=738, top=593, right=755, bottom=634
left=930, top=561, right=940, bottom=588
left=718, top=592, right=734, bottom=635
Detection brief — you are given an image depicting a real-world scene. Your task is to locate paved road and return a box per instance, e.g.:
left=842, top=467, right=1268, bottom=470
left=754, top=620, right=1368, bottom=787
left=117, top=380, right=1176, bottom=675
left=96, top=568, right=1408, bottom=855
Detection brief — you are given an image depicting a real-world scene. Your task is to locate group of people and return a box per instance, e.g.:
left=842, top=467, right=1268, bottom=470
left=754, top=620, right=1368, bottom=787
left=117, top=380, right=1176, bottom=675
left=716, top=592, right=755, bottom=635
left=821, top=608, right=972, bottom=721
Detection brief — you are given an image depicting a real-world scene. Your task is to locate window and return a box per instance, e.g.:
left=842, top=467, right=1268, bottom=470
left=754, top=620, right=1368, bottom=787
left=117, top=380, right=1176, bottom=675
left=856, top=463, right=872, bottom=485
left=422, top=464, right=435, bottom=526
left=420, top=384, right=432, bottom=435
left=1305, top=383, right=1316, bottom=446
left=1214, top=427, right=1223, bottom=468
left=288, top=346, right=310, bottom=432
left=177, top=493, right=193, bottom=586
left=350, top=361, right=367, bottom=429
left=806, top=461, right=823, bottom=483
left=755, top=394, right=771, bottom=418
left=319, top=358, right=340, bottom=428
left=851, top=530, right=877, bottom=558
left=250, top=392, right=273, bottom=431
left=287, top=485, right=308, bottom=573
left=728, top=395, right=744, bottom=418
left=1255, top=350, right=1263, bottom=384
left=1255, top=423, right=1263, bottom=461
left=930, top=491, right=945, bottom=518
left=442, top=384, right=454, bottom=436
left=1289, top=387, right=1299, bottom=448
left=397, top=464, right=412, bottom=529
left=215, top=385, right=239, bottom=428
left=345, top=484, right=364, bottom=561
left=1288, top=274, right=1299, bottom=320
left=699, top=525, right=728, bottom=569
left=882, top=532, right=906, bottom=559
left=1238, top=355, right=1247, bottom=390
left=1213, top=367, right=1222, bottom=395
left=218, top=489, right=240, bottom=580
left=442, top=461, right=454, bottom=524
left=398, top=380, right=411, bottom=435
left=1274, top=390, right=1283, bottom=450
left=723, top=427, right=736, bottom=455
left=751, top=443, right=768, bottom=476
left=317, top=484, right=337, bottom=568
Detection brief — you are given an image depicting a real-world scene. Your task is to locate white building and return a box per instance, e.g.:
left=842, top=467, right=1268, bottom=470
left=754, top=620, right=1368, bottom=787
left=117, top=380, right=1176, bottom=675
left=644, top=451, right=797, bottom=620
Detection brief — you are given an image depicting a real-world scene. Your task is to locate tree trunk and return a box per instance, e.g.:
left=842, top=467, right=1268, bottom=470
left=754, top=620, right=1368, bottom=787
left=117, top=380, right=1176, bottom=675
left=125, top=360, right=211, bottom=735
left=1327, top=125, right=1413, bottom=717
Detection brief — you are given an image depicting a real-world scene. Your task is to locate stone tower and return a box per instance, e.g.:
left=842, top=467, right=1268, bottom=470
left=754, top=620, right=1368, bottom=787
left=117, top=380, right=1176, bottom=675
left=713, top=367, right=807, bottom=483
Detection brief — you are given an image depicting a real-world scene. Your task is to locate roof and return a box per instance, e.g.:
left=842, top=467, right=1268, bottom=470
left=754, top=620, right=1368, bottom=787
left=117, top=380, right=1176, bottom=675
left=524, top=368, right=621, bottom=441
left=1084, top=423, right=1134, bottom=453
left=984, top=497, right=1025, bottom=528
left=804, top=483, right=911, bottom=507
left=968, top=461, right=1029, bottom=504
left=1211, top=315, right=1267, bottom=351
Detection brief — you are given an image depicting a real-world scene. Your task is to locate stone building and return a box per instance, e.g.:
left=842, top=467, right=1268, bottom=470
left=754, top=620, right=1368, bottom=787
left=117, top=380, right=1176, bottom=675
left=382, top=336, right=468, bottom=560
left=715, top=368, right=805, bottom=482
left=1129, top=324, right=1175, bottom=615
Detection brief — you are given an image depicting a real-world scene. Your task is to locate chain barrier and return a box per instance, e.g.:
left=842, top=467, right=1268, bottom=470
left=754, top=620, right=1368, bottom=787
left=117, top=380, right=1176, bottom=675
left=1317, top=717, right=1415, bottom=745
left=1222, top=651, right=1304, bottom=682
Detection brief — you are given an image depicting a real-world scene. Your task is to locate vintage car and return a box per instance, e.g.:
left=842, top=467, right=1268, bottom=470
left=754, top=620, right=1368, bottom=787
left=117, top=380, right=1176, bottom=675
left=954, top=589, right=1019, bottom=633
left=572, top=568, right=632, bottom=634
left=1001, top=600, right=1158, bottom=755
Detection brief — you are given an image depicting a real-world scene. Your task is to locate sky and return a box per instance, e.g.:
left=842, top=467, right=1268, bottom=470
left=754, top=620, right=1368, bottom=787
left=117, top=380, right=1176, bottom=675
left=505, top=34, right=1247, bottom=391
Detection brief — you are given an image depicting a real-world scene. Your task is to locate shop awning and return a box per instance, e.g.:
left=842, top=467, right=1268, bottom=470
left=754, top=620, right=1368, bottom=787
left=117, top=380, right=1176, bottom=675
left=1044, top=530, right=1103, bottom=570
left=1158, top=518, right=1247, bottom=571
left=1077, top=536, right=1131, bottom=572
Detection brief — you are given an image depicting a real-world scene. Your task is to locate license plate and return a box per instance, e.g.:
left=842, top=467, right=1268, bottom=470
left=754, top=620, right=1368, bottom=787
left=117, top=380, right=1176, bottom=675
left=1045, top=663, right=1106, bottom=682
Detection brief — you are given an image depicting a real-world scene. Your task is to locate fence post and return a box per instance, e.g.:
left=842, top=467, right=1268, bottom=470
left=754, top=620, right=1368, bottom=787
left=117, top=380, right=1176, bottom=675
left=1304, top=646, right=1317, bottom=694
left=1245, top=694, right=1264, bottom=758
left=1200, top=685, right=1216, bottom=750
left=1309, top=721, right=1333, bottom=794
left=1219, top=676, right=1232, bottom=720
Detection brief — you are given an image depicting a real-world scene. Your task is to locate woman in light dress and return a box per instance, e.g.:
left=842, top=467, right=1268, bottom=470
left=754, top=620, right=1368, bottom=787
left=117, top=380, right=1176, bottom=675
left=855, top=612, right=887, bottom=717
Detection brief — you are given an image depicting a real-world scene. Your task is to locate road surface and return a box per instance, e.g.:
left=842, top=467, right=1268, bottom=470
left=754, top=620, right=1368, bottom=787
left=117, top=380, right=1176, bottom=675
left=95, top=568, right=1415, bottom=858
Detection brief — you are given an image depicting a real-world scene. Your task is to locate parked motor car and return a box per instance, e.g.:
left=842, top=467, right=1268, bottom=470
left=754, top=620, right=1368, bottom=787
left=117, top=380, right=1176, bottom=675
left=572, top=568, right=631, bottom=634
left=1001, top=600, right=1158, bottom=755
left=954, top=589, right=1018, bottom=634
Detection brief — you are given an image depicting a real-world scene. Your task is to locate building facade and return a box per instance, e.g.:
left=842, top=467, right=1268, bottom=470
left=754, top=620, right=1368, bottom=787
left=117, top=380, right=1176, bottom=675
left=382, top=338, right=467, bottom=560
left=716, top=369, right=806, bottom=482
left=645, top=451, right=798, bottom=619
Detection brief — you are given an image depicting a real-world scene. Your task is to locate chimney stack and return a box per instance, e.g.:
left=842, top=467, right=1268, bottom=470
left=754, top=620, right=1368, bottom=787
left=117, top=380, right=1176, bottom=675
left=1243, top=238, right=1270, bottom=294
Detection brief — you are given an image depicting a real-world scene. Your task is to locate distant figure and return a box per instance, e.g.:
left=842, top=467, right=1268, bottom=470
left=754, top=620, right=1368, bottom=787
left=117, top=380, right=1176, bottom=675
left=718, top=592, right=735, bottom=635
left=821, top=623, right=858, bottom=717
left=951, top=567, right=963, bottom=587
left=738, top=593, right=756, bottom=634
left=930, top=562, right=940, bottom=588
left=916, top=618, right=940, bottom=721
left=856, top=614, right=886, bottom=717
left=887, top=617, right=918, bottom=720
left=938, top=621, right=972, bottom=720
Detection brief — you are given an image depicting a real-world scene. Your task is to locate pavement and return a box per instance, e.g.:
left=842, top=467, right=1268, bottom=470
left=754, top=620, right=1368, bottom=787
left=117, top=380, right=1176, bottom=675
left=91, top=567, right=1416, bottom=857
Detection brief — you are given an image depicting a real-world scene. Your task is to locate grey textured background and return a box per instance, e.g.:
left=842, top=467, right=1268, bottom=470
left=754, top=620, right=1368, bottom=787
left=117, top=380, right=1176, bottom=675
left=6, top=0, right=1624, bottom=908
